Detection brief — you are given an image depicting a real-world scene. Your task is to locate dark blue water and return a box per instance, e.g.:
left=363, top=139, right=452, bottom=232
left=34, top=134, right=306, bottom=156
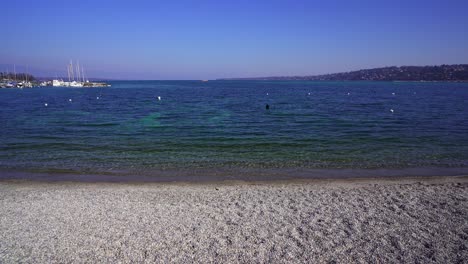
left=1, top=81, right=468, bottom=179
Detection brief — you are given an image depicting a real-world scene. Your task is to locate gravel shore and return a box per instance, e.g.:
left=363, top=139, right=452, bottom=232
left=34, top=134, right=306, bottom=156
left=1, top=176, right=467, bottom=263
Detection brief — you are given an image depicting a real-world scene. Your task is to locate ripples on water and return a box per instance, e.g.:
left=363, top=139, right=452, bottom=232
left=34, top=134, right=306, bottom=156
left=1, top=81, right=467, bottom=177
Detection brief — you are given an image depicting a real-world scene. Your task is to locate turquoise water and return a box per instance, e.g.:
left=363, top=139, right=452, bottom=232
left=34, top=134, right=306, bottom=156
left=1, top=81, right=468, bottom=179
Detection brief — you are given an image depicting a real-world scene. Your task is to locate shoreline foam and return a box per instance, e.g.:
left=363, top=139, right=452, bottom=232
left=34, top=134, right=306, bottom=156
left=1, top=167, right=468, bottom=183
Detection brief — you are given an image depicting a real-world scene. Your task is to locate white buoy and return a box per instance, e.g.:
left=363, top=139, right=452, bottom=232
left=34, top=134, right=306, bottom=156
left=390, top=109, right=394, bottom=113
left=347, top=92, right=350, bottom=95
left=157, top=96, right=161, bottom=101
left=266, top=93, right=269, bottom=96
left=69, top=99, right=72, bottom=102
left=44, top=103, right=48, bottom=107
left=392, top=92, right=395, bottom=95
left=308, top=92, right=311, bottom=95
left=97, top=96, right=100, bottom=100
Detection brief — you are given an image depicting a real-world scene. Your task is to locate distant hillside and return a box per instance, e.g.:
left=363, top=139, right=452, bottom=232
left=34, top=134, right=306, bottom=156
left=221, top=64, right=468, bottom=81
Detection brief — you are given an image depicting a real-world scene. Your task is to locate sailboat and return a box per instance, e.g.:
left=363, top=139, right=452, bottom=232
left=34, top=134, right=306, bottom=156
left=52, top=60, right=110, bottom=87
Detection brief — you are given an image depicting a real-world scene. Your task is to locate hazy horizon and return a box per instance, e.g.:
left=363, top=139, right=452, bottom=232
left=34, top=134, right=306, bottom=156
left=2, top=0, right=468, bottom=80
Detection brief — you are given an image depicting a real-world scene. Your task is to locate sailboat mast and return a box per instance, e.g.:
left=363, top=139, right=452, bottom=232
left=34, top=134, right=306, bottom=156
left=14, top=64, right=16, bottom=82
left=67, top=63, right=71, bottom=82
left=70, top=60, right=75, bottom=81
left=76, top=61, right=81, bottom=82
left=81, top=66, right=85, bottom=82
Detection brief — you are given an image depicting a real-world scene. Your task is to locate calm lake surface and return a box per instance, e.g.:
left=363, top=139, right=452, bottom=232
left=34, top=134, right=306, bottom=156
left=1, top=81, right=468, bottom=180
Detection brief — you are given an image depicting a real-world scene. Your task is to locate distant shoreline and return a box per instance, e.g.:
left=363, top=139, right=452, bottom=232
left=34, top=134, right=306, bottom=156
left=218, top=64, right=468, bottom=81
left=216, top=79, right=468, bottom=82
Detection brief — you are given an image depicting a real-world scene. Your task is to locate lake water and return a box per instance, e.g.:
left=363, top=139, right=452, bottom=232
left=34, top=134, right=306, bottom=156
left=1, top=81, right=467, bottom=181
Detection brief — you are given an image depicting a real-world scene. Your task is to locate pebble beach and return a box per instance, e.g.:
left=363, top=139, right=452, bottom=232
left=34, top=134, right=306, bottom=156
left=0, top=176, right=467, bottom=263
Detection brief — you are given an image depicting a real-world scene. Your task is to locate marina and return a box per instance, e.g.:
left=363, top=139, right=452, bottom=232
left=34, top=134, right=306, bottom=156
left=0, top=61, right=110, bottom=88
left=0, top=66, right=34, bottom=88
left=51, top=60, right=110, bottom=87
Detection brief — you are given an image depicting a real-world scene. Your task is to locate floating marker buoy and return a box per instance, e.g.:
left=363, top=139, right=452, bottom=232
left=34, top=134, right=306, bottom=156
left=347, top=92, right=350, bottom=95
left=44, top=103, right=48, bottom=107
left=390, top=109, right=394, bottom=113
left=266, top=93, right=269, bottom=96
left=308, top=92, right=311, bottom=95
left=392, top=92, right=395, bottom=95
left=97, top=96, right=100, bottom=100
left=157, top=96, right=161, bottom=101
left=69, top=99, right=72, bottom=102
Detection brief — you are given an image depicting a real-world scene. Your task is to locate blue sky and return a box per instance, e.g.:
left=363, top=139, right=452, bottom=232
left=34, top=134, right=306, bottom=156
left=1, top=0, right=468, bottom=79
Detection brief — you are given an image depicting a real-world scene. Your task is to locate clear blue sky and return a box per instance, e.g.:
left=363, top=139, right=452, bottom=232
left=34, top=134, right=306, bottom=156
left=1, top=0, right=468, bottom=79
